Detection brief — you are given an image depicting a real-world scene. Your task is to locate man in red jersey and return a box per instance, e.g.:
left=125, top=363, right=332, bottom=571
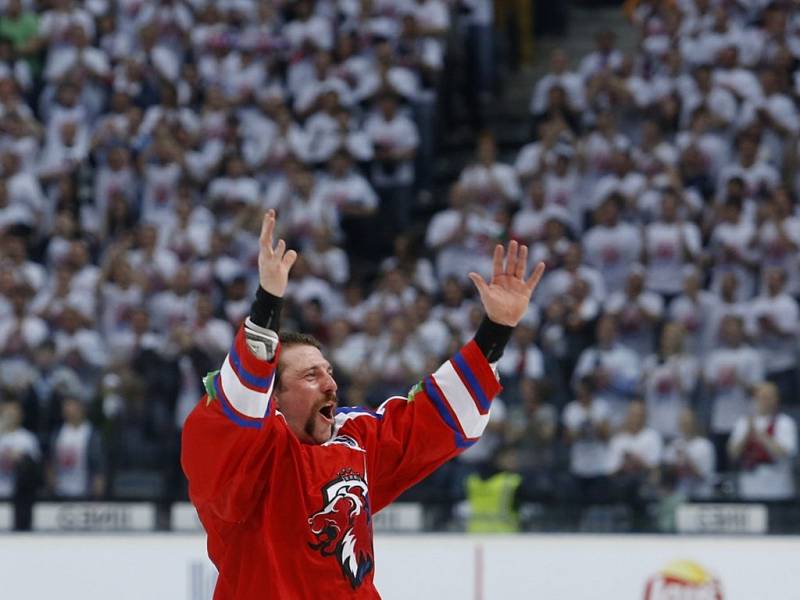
left=181, top=209, right=544, bottom=598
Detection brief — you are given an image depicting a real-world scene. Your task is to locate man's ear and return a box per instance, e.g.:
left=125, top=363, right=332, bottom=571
left=272, top=389, right=281, bottom=411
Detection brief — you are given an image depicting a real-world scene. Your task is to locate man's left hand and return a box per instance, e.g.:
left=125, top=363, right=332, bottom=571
left=468, top=241, right=545, bottom=327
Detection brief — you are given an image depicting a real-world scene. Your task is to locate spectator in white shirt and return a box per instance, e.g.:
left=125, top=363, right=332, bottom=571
left=608, top=400, right=663, bottom=528
left=582, top=193, right=642, bottom=292
left=643, top=190, right=702, bottom=299
left=537, top=242, right=606, bottom=308
left=364, top=91, right=419, bottom=236
left=563, top=375, right=612, bottom=503
left=0, top=282, right=48, bottom=361
left=579, top=30, right=623, bottom=82
left=304, top=226, right=350, bottom=288
left=746, top=266, right=799, bottom=406
left=425, top=183, right=499, bottom=284
left=604, top=267, right=664, bottom=357
left=718, top=132, right=779, bottom=202
left=312, top=150, right=379, bottom=260
left=266, top=160, right=339, bottom=250
left=542, top=144, right=581, bottom=226
left=47, top=396, right=105, bottom=499
left=458, top=130, right=521, bottom=214
left=662, top=407, right=716, bottom=500
left=707, top=197, right=757, bottom=301
left=0, top=400, right=40, bottom=529
left=728, top=382, right=797, bottom=500
left=530, top=48, right=585, bottom=116
left=703, top=272, right=747, bottom=356
left=642, top=322, right=699, bottom=439
left=573, top=314, right=641, bottom=428
left=756, top=186, right=800, bottom=296
left=703, top=314, right=764, bottom=469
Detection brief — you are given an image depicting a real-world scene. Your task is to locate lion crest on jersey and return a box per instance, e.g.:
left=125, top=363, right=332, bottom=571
left=308, top=469, right=374, bottom=589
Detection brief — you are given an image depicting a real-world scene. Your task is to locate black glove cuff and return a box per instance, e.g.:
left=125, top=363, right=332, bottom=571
left=250, top=286, right=283, bottom=331
left=473, top=316, right=513, bottom=363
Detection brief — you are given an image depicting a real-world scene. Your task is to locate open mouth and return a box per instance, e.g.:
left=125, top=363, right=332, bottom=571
left=318, top=403, right=335, bottom=422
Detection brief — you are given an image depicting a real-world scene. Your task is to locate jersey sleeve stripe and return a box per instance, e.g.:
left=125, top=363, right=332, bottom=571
left=229, top=346, right=272, bottom=390
left=431, top=361, right=491, bottom=439
left=457, top=341, right=502, bottom=404
left=213, top=375, right=263, bottom=429
left=451, top=352, right=491, bottom=415
left=423, top=376, right=475, bottom=448
left=219, top=355, right=276, bottom=419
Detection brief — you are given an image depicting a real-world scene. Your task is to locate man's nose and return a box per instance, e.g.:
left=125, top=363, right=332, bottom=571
left=322, top=371, right=337, bottom=393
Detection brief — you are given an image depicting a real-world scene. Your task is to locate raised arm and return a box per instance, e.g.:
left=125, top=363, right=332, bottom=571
left=346, top=242, right=545, bottom=512
left=181, top=210, right=297, bottom=522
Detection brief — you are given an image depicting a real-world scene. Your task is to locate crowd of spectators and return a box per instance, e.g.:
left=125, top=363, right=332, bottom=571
left=0, top=0, right=799, bottom=532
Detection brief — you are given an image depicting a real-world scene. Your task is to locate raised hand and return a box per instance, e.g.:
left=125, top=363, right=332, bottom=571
left=468, top=241, right=545, bottom=327
left=258, top=209, right=298, bottom=297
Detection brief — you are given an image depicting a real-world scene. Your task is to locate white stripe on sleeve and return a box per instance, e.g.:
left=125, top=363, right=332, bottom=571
left=431, top=360, right=491, bottom=439
left=219, top=355, right=275, bottom=418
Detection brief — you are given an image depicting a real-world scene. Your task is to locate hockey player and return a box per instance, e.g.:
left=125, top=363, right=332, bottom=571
left=181, top=209, right=544, bottom=598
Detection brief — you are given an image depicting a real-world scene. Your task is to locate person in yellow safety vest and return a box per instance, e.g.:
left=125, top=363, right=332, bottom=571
left=465, top=469, right=522, bottom=533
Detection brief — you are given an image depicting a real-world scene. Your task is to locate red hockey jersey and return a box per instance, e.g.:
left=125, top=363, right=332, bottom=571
left=181, top=325, right=502, bottom=599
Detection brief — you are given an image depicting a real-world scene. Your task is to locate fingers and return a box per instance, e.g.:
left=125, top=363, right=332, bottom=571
left=505, top=240, right=519, bottom=277
left=275, top=238, right=286, bottom=258
left=283, top=249, right=298, bottom=270
left=260, top=209, right=276, bottom=249
left=515, top=244, right=528, bottom=279
left=491, top=244, right=503, bottom=278
left=468, top=272, right=489, bottom=297
left=526, top=261, right=546, bottom=291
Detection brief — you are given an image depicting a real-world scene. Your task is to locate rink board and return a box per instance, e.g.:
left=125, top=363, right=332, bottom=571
left=0, top=534, right=798, bottom=599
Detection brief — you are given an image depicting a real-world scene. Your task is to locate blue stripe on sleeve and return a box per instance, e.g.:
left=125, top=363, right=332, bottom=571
left=214, top=375, right=263, bottom=429
left=452, top=352, right=491, bottom=412
left=423, top=377, right=474, bottom=449
left=229, top=347, right=271, bottom=389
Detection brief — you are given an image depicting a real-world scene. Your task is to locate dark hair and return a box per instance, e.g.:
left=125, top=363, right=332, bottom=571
left=275, top=331, right=323, bottom=388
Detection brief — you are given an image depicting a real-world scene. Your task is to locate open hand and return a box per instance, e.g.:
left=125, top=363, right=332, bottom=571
left=468, top=241, right=545, bottom=327
left=258, top=209, right=298, bottom=297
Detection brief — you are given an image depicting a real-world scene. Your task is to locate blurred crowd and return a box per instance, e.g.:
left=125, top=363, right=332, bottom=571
left=0, top=0, right=799, bottom=532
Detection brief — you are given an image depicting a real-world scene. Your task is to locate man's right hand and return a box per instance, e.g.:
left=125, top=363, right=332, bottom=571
left=258, top=209, right=298, bottom=297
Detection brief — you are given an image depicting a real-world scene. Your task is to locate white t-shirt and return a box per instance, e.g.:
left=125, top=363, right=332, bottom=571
left=311, top=172, right=379, bottom=214
left=703, top=345, right=765, bottom=434
left=668, top=292, right=718, bottom=357
left=563, top=399, right=611, bottom=477
left=537, top=266, right=606, bottom=307
left=497, top=344, right=545, bottom=381
left=709, top=220, right=757, bottom=301
left=642, top=354, right=699, bottom=439
left=364, top=111, right=419, bottom=186
left=745, top=293, right=799, bottom=374
left=52, top=422, right=92, bottom=498
left=458, top=162, right=522, bottom=210
left=662, top=436, right=716, bottom=498
left=582, top=223, right=642, bottom=291
left=425, top=209, right=499, bottom=283
left=644, top=222, right=702, bottom=295
left=530, top=71, right=585, bottom=114
left=607, top=427, right=663, bottom=472
left=729, top=413, right=797, bottom=500
left=573, top=343, right=641, bottom=428
left=757, top=218, right=800, bottom=295
left=604, top=291, right=665, bottom=357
